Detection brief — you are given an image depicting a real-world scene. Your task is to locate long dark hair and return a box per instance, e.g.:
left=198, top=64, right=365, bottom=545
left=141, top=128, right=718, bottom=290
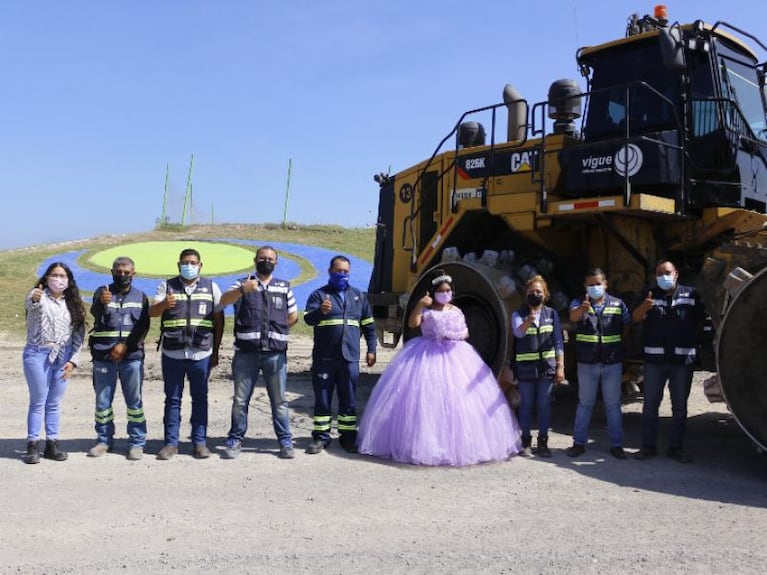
left=35, top=262, right=86, bottom=329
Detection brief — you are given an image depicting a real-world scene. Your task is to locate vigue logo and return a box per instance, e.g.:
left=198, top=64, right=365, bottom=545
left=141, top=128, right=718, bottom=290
left=580, top=144, right=644, bottom=177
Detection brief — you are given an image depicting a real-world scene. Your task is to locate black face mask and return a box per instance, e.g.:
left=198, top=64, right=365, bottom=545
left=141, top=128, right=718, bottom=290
left=526, top=293, right=544, bottom=307
left=256, top=260, right=275, bottom=276
left=112, top=274, right=132, bottom=291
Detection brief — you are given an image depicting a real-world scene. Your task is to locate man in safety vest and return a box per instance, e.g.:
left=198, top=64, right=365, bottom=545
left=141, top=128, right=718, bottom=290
left=632, top=260, right=705, bottom=463
left=87, top=256, right=150, bottom=461
left=566, top=267, right=631, bottom=459
left=149, top=248, right=224, bottom=460
left=304, top=255, right=377, bottom=454
left=219, top=245, right=299, bottom=460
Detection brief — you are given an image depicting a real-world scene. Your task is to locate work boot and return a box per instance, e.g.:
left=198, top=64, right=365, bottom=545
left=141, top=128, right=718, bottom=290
left=192, top=443, right=211, bottom=459
left=87, top=443, right=111, bottom=457
left=535, top=436, right=552, bottom=458
left=566, top=444, right=586, bottom=457
left=667, top=446, right=692, bottom=463
left=156, top=444, right=178, bottom=460
left=634, top=446, right=658, bottom=461
left=43, top=439, right=68, bottom=461
left=520, top=435, right=532, bottom=456
left=305, top=440, right=327, bottom=455
left=127, top=446, right=144, bottom=461
left=24, top=441, right=40, bottom=464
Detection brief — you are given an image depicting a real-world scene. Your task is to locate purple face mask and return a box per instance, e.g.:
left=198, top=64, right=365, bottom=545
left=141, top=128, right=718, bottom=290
left=434, top=291, right=453, bottom=305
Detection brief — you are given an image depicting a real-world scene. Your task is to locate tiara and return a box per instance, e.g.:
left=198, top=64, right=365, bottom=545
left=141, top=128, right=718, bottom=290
left=431, top=274, right=452, bottom=286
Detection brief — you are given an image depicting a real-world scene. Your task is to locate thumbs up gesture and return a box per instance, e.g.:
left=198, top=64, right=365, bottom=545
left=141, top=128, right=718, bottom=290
left=166, top=286, right=176, bottom=309
left=100, top=284, right=112, bottom=305
left=642, top=291, right=654, bottom=312
left=580, top=293, right=591, bottom=313
left=31, top=283, right=44, bottom=303
left=320, top=293, right=332, bottom=315
left=418, top=291, right=433, bottom=309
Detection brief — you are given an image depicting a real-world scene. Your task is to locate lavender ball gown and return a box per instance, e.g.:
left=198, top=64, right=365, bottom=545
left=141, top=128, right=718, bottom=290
left=358, top=306, right=522, bottom=466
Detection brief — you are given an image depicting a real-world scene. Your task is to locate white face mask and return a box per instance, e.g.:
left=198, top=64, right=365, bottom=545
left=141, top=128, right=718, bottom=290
left=47, top=276, right=68, bottom=293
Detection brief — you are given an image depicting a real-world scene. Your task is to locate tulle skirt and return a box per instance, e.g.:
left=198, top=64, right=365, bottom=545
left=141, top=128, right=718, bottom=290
left=358, top=336, right=522, bottom=466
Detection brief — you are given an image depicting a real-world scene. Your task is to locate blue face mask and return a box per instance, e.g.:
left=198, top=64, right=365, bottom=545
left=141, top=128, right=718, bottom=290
left=329, top=271, right=349, bottom=291
left=586, top=285, right=605, bottom=300
left=656, top=274, right=676, bottom=291
left=179, top=264, right=200, bottom=281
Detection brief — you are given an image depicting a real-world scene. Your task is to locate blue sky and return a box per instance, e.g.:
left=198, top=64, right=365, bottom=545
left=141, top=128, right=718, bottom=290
left=1, top=1, right=764, bottom=250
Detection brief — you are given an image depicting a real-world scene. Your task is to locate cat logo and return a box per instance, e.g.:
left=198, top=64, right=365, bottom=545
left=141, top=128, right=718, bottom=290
left=510, top=151, right=536, bottom=173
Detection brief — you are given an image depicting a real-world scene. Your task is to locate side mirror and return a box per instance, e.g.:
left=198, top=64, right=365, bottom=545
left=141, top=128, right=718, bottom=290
left=659, top=25, right=685, bottom=71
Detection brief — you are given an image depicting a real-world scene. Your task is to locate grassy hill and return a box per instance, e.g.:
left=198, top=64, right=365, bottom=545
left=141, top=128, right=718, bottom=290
left=0, top=223, right=376, bottom=338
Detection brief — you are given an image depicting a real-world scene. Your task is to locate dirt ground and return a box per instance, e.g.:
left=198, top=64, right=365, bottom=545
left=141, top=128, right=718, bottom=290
left=1, top=334, right=767, bottom=575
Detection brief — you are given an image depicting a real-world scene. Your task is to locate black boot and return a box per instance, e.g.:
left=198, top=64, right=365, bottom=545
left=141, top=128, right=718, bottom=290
left=43, top=439, right=68, bottom=461
left=23, top=441, right=40, bottom=464
left=521, top=434, right=532, bottom=456
left=536, top=435, right=552, bottom=458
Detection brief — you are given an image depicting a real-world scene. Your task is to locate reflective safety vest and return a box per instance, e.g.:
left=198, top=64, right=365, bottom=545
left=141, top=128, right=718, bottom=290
left=234, top=277, right=291, bottom=352
left=161, top=276, right=215, bottom=351
left=642, top=284, right=702, bottom=366
left=574, top=294, right=625, bottom=364
left=513, top=305, right=558, bottom=381
left=89, top=285, right=147, bottom=362
left=304, top=285, right=377, bottom=363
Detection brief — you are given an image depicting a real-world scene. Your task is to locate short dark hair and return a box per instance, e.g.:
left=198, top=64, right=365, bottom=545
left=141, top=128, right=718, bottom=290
left=256, top=245, right=278, bottom=260
left=112, top=256, right=135, bottom=269
left=179, top=248, right=201, bottom=262
left=584, top=267, right=606, bottom=282
left=329, top=255, right=350, bottom=269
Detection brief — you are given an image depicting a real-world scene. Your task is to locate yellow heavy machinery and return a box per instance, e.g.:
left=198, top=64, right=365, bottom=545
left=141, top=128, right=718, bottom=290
left=368, top=6, right=767, bottom=449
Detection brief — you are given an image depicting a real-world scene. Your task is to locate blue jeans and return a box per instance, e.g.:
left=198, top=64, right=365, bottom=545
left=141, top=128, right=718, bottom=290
left=641, top=362, right=694, bottom=448
left=228, top=350, right=292, bottom=447
left=93, top=359, right=147, bottom=447
left=23, top=344, right=70, bottom=441
left=573, top=362, right=623, bottom=447
left=161, top=354, right=211, bottom=446
left=517, top=376, right=553, bottom=438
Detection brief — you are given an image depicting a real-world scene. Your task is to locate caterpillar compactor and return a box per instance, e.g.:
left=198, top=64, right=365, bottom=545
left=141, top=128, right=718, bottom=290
left=368, top=6, right=767, bottom=450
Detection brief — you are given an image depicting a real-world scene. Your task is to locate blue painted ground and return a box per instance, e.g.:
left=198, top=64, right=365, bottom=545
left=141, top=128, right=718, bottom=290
left=36, top=239, right=373, bottom=313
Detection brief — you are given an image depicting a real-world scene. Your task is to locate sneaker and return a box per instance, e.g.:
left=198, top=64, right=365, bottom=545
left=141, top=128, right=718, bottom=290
left=24, top=441, right=40, bottom=465
left=609, top=447, right=628, bottom=460
left=192, top=444, right=211, bottom=459
left=156, top=444, right=178, bottom=460
left=634, top=446, right=658, bottom=461
left=87, top=443, right=111, bottom=458
left=278, top=445, right=296, bottom=459
left=305, top=440, right=326, bottom=455
left=520, top=445, right=533, bottom=457
left=222, top=441, right=242, bottom=460
left=667, top=446, right=692, bottom=463
left=127, top=446, right=144, bottom=461
left=566, top=444, right=586, bottom=458
left=43, top=439, right=68, bottom=461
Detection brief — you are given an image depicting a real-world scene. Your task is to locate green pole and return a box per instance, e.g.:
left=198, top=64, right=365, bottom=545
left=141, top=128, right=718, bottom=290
left=181, top=153, right=194, bottom=226
left=161, top=163, right=169, bottom=224
left=282, top=158, right=292, bottom=228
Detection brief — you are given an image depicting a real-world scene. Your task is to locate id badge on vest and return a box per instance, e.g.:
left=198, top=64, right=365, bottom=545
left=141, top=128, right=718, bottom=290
left=272, top=296, right=284, bottom=310
left=198, top=303, right=208, bottom=315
